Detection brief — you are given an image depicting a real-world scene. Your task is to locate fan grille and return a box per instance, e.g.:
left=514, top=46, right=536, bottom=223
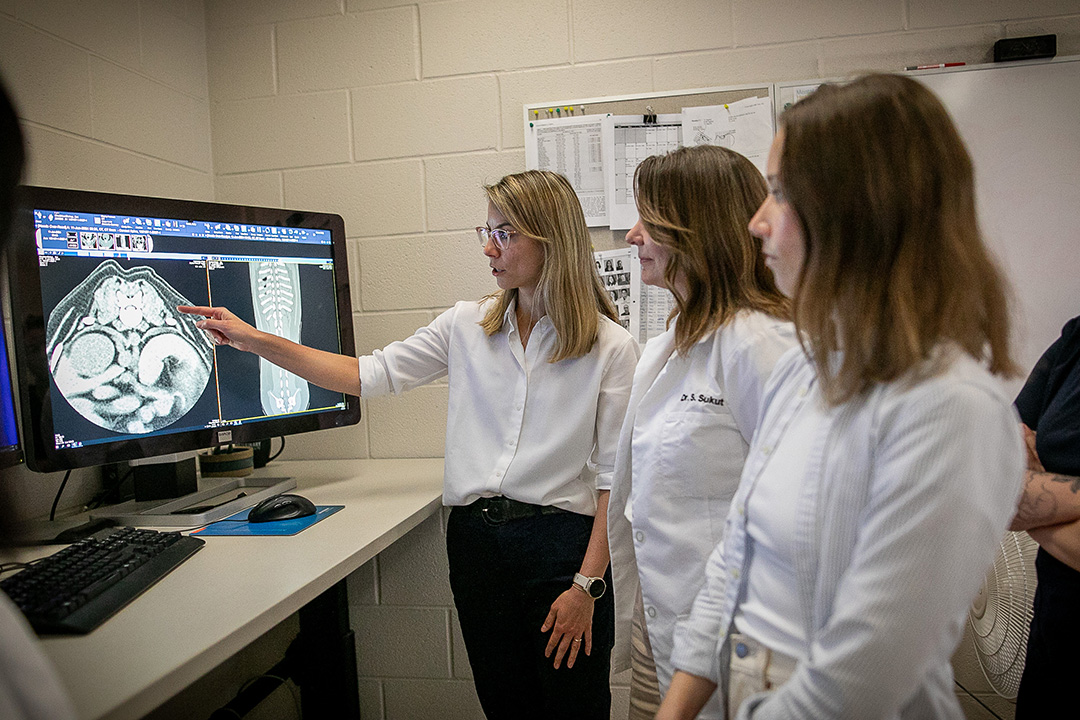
left=968, top=530, right=1039, bottom=698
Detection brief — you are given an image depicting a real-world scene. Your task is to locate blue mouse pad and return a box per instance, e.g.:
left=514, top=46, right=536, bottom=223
left=191, top=505, right=343, bottom=536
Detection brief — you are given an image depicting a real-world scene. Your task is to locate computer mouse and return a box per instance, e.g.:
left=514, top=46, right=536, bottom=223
left=247, top=493, right=317, bottom=523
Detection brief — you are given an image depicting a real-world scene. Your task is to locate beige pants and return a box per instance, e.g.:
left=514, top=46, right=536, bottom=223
left=627, top=592, right=662, bottom=720
left=726, top=632, right=797, bottom=718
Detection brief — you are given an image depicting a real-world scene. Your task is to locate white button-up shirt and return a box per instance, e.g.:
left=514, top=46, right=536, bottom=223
left=358, top=299, right=640, bottom=514
left=671, top=346, right=1024, bottom=719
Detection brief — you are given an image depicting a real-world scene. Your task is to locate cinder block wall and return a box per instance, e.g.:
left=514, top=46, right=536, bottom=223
left=0, top=0, right=213, bottom=520
left=3, top=1, right=1080, bottom=718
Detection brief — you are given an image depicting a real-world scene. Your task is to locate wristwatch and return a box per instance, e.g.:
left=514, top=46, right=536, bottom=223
left=573, top=572, right=606, bottom=599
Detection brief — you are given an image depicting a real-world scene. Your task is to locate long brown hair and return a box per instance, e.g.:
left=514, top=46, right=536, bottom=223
left=779, top=73, right=1016, bottom=404
left=480, top=170, right=618, bottom=362
left=635, top=145, right=789, bottom=355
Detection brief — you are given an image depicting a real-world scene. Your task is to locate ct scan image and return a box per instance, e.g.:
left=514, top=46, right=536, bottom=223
left=45, top=259, right=214, bottom=435
left=250, top=261, right=310, bottom=416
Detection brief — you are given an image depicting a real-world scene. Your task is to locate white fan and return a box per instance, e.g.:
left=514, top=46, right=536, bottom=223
left=968, top=530, right=1039, bottom=698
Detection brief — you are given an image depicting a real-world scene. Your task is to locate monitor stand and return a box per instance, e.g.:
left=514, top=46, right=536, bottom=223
left=89, top=474, right=296, bottom=528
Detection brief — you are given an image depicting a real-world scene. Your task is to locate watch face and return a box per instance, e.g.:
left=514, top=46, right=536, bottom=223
left=588, top=577, right=606, bottom=599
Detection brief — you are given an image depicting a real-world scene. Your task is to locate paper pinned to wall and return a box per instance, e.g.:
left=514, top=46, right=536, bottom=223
left=594, top=246, right=638, bottom=338
left=594, top=245, right=676, bottom=344
left=681, top=96, right=773, bottom=176
left=776, top=83, right=821, bottom=115
left=604, top=114, right=682, bottom=230
left=525, top=115, right=611, bottom=226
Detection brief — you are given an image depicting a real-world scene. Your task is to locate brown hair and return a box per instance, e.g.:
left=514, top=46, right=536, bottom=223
left=779, top=73, right=1016, bottom=404
left=480, top=170, right=618, bottom=362
left=635, top=145, right=789, bottom=355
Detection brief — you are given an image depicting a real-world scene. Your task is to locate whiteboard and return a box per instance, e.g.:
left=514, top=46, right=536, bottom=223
left=914, top=58, right=1080, bottom=384
left=779, top=58, right=1080, bottom=387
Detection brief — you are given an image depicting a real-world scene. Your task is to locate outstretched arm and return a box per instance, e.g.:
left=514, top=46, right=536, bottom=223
left=178, top=305, right=361, bottom=396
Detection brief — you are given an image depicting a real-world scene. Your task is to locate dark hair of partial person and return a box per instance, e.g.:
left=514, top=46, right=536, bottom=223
left=0, top=77, right=24, bottom=244
left=777, top=73, right=1017, bottom=405
left=481, top=170, right=618, bottom=362
left=634, top=145, right=789, bottom=355
left=0, top=77, right=25, bottom=535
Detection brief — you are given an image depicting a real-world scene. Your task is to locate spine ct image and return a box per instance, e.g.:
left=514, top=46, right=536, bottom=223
left=250, top=260, right=309, bottom=415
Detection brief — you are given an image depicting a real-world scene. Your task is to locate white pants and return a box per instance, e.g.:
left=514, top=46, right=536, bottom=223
left=726, top=632, right=797, bottom=719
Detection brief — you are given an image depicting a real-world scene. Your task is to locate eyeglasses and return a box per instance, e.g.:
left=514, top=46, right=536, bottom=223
left=476, top=227, right=516, bottom=250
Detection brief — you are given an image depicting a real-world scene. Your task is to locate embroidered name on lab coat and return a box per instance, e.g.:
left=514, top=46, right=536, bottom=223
left=679, top=393, right=724, bottom=406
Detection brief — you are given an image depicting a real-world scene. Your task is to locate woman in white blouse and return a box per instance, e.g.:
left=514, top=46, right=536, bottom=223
left=606, top=145, right=795, bottom=719
left=657, top=74, right=1024, bottom=720
left=181, top=170, right=640, bottom=719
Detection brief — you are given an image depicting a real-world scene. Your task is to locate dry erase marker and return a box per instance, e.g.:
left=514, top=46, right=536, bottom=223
left=905, top=62, right=966, bottom=70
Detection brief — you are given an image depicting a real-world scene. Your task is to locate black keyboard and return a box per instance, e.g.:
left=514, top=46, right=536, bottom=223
left=1, top=526, right=205, bottom=635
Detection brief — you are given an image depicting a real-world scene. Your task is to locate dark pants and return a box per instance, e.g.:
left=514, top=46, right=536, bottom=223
left=1015, top=548, right=1080, bottom=718
left=447, top=500, right=614, bottom=720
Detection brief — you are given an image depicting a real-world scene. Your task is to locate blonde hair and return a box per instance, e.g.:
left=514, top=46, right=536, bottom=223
left=480, top=170, right=618, bottom=362
left=779, top=73, right=1016, bottom=404
left=635, top=145, right=789, bottom=355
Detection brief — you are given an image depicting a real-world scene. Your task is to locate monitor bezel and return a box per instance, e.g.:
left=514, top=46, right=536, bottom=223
left=7, top=185, right=360, bottom=473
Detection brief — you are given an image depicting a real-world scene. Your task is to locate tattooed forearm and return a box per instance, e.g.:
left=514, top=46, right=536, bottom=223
left=1011, top=470, right=1080, bottom=531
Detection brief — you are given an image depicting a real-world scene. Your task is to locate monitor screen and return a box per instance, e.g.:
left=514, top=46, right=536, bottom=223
left=7, top=186, right=360, bottom=473
left=0, top=312, right=20, bottom=469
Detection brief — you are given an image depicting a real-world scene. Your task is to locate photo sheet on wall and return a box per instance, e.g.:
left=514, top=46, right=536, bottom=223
left=594, top=246, right=674, bottom=345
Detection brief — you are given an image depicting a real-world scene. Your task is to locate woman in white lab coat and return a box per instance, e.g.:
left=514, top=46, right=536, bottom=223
left=607, top=145, right=796, bottom=719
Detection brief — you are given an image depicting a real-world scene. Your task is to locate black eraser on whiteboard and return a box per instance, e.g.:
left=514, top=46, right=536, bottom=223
left=993, top=34, right=1056, bottom=62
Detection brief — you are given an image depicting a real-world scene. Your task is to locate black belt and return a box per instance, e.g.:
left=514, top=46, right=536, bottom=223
left=470, top=496, right=569, bottom=524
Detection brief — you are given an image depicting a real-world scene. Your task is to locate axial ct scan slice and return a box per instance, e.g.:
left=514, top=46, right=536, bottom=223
left=46, top=260, right=213, bottom=434
left=250, top=261, right=310, bottom=415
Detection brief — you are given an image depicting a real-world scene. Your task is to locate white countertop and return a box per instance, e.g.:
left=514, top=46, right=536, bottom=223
left=12, top=458, right=445, bottom=720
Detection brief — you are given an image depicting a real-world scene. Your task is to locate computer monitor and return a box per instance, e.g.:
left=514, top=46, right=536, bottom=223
left=0, top=312, right=21, bottom=469
left=6, top=186, right=360, bottom=483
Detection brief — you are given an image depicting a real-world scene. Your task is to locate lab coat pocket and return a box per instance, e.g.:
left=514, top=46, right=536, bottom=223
left=659, top=410, right=747, bottom=499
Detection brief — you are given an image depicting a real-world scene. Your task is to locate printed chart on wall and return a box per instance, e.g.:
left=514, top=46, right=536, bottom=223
left=526, top=95, right=774, bottom=230
left=595, top=246, right=675, bottom=345
left=606, top=115, right=682, bottom=229
left=525, top=116, right=611, bottom=226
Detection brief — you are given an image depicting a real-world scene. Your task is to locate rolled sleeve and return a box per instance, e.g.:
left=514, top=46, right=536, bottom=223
left=591, top=332, right=640, bottom=491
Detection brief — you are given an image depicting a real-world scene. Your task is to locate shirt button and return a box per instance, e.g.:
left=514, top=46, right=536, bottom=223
left=731, top=569, right=740, bottom=579
left=761, top=445, right=772, bottom=455
left=646, top=606, right=657, bottom=618
left=798, top=385, right=808, bottom=397
left=495, top=470, right=502, bottom=477
left=737, top=505, right=745, bottom=516
left=508, top=439, right=516, bottom=447
left=735, top=642, right=749, bottom=658
left=635, top=531, right=645, bottom=542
